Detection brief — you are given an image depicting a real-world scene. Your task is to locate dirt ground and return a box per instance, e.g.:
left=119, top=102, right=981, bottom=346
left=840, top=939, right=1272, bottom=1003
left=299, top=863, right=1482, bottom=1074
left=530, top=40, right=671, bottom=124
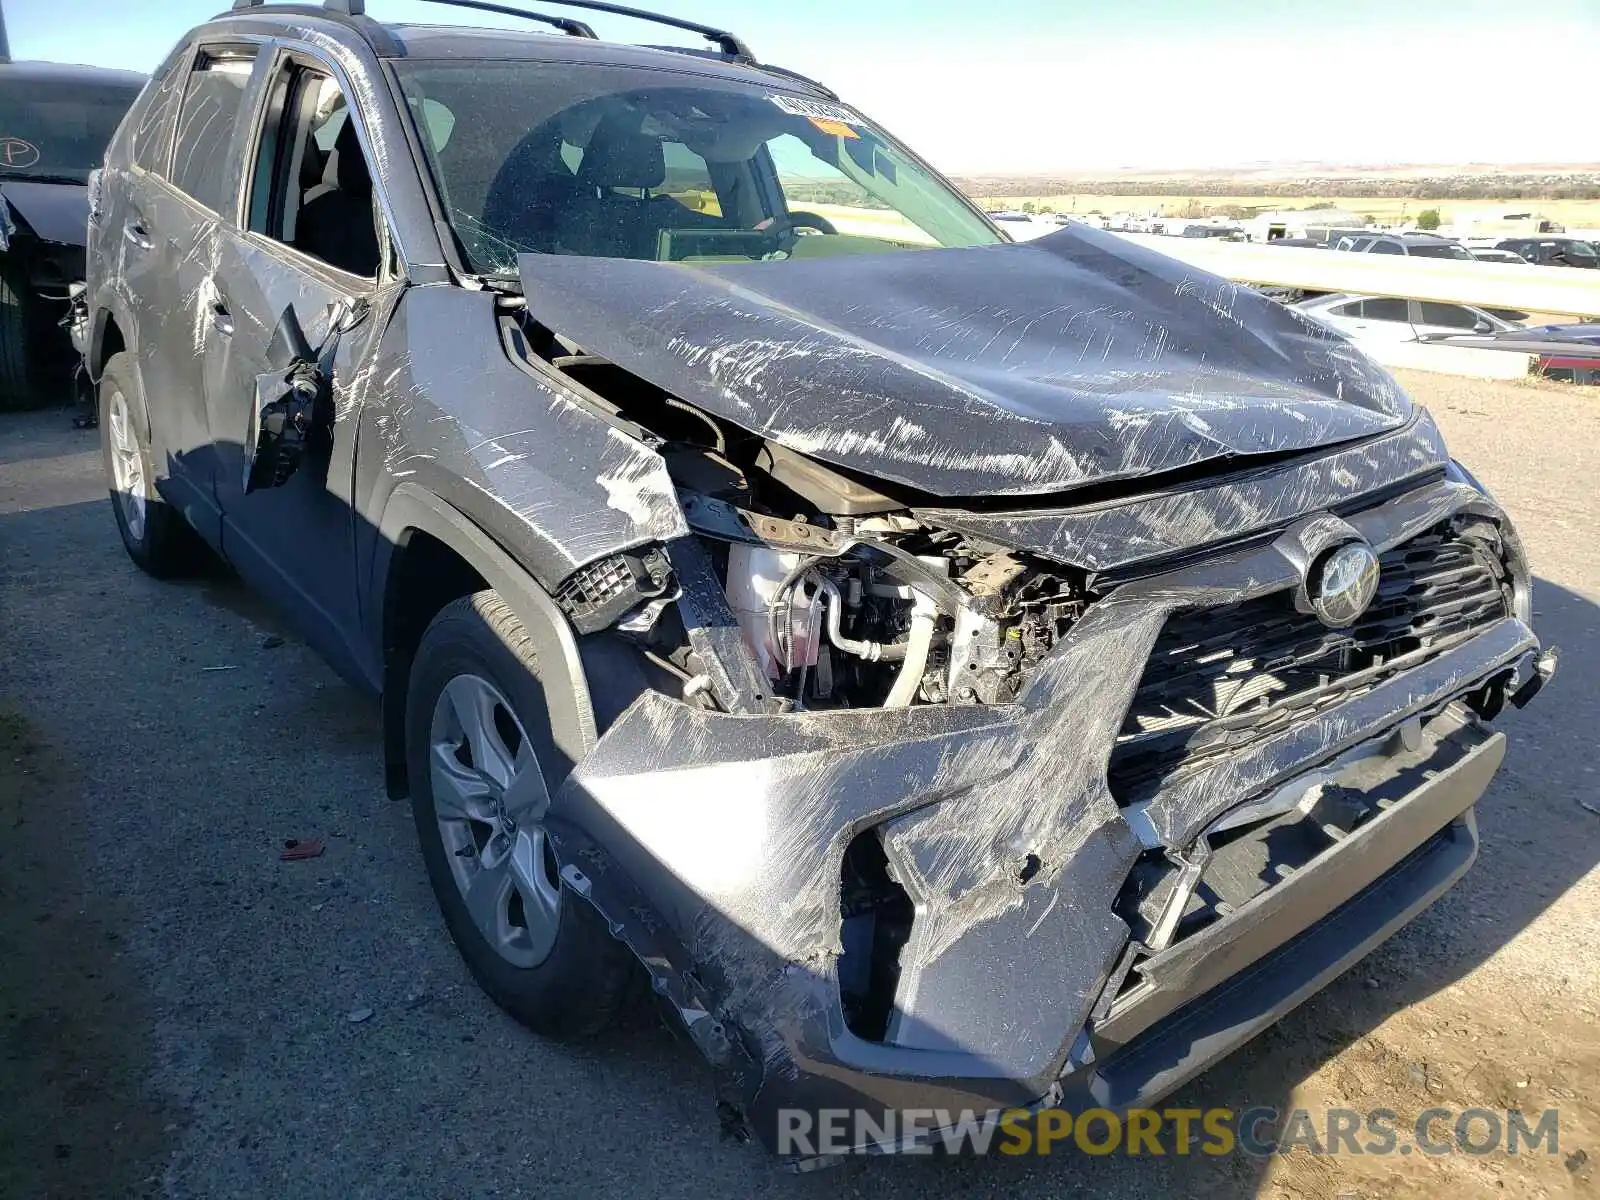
left=0, top=370, right=1596, bottom=1199
left=0, top=707, right=173, bottom=1200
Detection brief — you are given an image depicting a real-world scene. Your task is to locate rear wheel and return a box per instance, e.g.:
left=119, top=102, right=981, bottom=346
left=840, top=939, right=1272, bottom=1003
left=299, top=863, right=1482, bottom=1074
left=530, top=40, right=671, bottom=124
left=406, top=592, right=634, bottom=1038
left=99, top=352, right=207, bottom=577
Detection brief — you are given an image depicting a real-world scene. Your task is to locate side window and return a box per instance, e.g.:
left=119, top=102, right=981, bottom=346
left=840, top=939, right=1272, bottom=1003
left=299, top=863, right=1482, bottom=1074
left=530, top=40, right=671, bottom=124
left=659, top=141, right=721, bottom=218
left=170, top=46, right=258, bottom=211
left=130, top=46, right=189, bottom=174
left=1361, top=298, right=1410, bottom=321
left=1370, top=240, right=1402, bottom=255
left=1328, top=301, right=1364, bottom=317
left=1418, top=302, right=1479, bottom=330
left=765, top=133, right=929, bottom=245
left=247, top=65, right=381, bottom=278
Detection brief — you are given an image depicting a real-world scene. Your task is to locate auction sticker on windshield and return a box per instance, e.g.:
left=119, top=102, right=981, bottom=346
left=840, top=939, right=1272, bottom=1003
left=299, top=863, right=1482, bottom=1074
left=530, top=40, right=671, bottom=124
left=768, top=94, right=865, bottom=137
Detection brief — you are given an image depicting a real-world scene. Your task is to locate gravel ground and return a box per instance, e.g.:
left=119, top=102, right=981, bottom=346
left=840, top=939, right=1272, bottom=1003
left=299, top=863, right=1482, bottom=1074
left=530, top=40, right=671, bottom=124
left=0, top=369, right=1596, bottom=1200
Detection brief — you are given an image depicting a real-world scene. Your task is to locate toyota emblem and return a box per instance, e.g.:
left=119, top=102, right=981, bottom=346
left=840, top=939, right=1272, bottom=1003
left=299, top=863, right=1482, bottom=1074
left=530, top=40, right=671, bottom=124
left=1308, top=541, right=1381, bottom=628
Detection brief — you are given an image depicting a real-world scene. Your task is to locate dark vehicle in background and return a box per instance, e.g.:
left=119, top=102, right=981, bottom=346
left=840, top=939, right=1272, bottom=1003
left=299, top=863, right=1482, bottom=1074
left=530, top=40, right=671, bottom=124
left=1495, top=236, right=1599, bottom=269
left=82, top=0, right=1555, bottom=1165
left=0, top=56, right=144, bottom=403
left=1433, top=322, right=1600, bottom=383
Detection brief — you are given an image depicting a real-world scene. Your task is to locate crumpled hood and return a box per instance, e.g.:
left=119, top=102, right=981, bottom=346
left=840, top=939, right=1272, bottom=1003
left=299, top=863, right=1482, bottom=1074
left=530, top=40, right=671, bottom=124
left=0, top=180, right=88, bottom=247
left=517, top=226, right=1411, bottom=498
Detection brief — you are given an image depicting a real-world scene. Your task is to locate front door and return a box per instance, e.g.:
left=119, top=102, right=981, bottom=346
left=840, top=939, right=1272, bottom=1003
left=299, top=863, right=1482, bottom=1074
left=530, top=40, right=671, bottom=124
left=203, top=54, right=398, bottom=686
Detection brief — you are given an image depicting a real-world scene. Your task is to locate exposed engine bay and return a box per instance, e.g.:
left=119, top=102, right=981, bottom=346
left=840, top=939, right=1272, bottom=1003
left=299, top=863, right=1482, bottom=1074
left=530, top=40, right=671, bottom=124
left=514, top=314, right=1090, bottom=713
left=718, top=535, right=1085, bottom=710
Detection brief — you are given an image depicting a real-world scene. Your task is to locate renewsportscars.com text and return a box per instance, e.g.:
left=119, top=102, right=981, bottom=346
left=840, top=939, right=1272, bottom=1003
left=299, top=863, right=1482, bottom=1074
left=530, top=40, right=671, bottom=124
left=775, top=1106, right=1561, bottom=1159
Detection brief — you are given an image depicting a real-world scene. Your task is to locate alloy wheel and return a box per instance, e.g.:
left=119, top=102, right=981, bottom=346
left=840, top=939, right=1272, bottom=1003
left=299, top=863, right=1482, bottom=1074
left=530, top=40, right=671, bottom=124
left=429, top=673, right=561, bottom=968
left=106, top=389, right=146, bottom=542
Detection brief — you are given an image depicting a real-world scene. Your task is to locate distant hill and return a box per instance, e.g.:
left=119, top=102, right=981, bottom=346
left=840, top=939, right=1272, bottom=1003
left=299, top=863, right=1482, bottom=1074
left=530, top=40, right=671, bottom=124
left=954, top=166, right=1600, bottom=201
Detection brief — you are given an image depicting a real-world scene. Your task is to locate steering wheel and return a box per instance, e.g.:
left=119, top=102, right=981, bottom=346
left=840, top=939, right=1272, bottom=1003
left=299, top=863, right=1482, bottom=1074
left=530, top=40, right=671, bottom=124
left=782, top=211, right=838, bottom=238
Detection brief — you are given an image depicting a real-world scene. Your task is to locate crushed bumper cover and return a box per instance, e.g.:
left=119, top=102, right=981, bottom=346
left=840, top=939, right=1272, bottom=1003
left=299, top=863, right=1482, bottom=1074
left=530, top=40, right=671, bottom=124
left=543, top=478, right=1548, bottom=1160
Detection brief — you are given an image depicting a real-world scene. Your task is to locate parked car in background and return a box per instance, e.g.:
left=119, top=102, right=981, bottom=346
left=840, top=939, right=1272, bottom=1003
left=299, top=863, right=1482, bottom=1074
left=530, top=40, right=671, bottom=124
left=1494, top=236, right=1599, bottom=269
left=1306, top=225, right=1369, bottom=246
left=0, top=58, right=145, bottom=404
left=1468, top=247, right=1531, bottom=265
left=1337, top=232, right=1475, bottom=260
left=983, top=210, right=1053, bottom=240
left=1433, top=322, right=1600, bottom=383
left=1296, top=293, right=1520, bottom=342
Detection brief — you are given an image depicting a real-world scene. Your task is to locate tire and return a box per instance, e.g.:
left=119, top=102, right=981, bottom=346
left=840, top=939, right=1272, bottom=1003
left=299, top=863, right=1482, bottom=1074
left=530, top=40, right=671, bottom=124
left=0, top=270, right=34, bottom=408
left=406, top=591, right=634, bottom=1039
left=99, top=351, right=207, bottom=577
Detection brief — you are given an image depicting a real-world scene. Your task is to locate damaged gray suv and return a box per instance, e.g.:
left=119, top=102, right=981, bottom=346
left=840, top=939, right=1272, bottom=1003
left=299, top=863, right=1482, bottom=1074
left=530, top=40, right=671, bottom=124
left=86, top=0, right=1556, bottom=1164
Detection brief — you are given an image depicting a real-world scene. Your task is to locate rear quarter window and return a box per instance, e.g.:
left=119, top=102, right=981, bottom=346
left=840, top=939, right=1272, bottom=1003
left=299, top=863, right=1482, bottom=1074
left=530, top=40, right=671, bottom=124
left=129, top=47, right=190, bottom=174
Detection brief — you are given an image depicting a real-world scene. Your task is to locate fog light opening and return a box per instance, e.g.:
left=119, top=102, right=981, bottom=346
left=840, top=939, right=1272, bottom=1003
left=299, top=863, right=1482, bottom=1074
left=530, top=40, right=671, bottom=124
left=837, top=830, right=914, bottom=1042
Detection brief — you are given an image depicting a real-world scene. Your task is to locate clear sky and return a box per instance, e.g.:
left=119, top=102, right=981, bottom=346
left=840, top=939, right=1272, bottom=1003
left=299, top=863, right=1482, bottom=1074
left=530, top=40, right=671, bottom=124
left=5, top=0, right=1596, bottom=172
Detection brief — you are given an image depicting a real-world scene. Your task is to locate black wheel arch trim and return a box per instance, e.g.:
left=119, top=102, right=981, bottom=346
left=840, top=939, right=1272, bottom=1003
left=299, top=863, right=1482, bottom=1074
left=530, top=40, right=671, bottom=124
left=374, top=481, right=598, bottom=799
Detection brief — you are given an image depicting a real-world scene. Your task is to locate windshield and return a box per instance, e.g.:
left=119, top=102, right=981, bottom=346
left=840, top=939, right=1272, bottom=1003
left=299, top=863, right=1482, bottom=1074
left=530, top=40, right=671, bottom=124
left=393, top=61, right=1000, bottom=275
left=0, top=78, right=144, bottom=183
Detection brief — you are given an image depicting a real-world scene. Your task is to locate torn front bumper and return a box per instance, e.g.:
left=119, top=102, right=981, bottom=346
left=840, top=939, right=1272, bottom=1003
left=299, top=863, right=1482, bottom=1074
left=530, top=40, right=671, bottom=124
left=542, top=477, right=1550, bottom=1161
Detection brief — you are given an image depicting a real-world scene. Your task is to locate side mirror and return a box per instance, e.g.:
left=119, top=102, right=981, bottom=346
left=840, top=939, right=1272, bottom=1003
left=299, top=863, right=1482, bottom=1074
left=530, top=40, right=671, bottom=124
left=243, top=299, right=368, bottom=493
left=1473, top=318, right=1494, bottom=334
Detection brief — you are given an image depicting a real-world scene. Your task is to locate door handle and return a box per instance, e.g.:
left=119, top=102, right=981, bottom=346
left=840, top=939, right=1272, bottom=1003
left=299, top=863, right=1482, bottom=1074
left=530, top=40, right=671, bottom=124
left=209, top=296, right=234, bottom=337
left=122, top=219, right=152, bottom=250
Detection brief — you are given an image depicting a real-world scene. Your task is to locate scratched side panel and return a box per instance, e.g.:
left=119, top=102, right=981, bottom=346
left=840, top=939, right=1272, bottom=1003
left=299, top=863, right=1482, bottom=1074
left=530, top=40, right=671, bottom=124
left=354, top=285, right=687, bottom=594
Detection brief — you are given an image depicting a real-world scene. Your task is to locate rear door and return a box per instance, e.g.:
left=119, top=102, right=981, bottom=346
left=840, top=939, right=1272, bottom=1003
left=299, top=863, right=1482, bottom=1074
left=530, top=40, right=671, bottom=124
left=203, top=50, right=400, bottom=683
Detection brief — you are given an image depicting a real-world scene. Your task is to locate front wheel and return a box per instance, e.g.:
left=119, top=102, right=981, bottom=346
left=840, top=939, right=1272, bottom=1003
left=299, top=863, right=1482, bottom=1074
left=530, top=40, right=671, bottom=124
left=406, top=592, right=634, bottom=1038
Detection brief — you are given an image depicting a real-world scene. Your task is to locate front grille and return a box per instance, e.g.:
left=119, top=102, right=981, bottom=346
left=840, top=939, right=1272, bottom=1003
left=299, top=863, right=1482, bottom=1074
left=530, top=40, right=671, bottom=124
left=1108, top=523, right=1510, bottom=805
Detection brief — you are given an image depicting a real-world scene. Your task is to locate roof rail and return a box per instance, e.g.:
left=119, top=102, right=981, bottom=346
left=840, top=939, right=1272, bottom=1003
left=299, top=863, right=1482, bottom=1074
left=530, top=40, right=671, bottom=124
left=416, top=0, right=596, bottom=39
left=230, top=0, right=754, bottom=62
left=418, top=0, right=752, bottom=58
left=232, top=0, right=367, bottom=11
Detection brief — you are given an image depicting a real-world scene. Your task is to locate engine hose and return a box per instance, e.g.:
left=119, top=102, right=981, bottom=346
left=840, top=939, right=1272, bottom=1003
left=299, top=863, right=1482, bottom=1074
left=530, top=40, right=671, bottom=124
left=814, top=575, right=909, bottom=662
left=765, top=555, right=822, bottom=672
left=885, top=603, right=937, bottom=708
